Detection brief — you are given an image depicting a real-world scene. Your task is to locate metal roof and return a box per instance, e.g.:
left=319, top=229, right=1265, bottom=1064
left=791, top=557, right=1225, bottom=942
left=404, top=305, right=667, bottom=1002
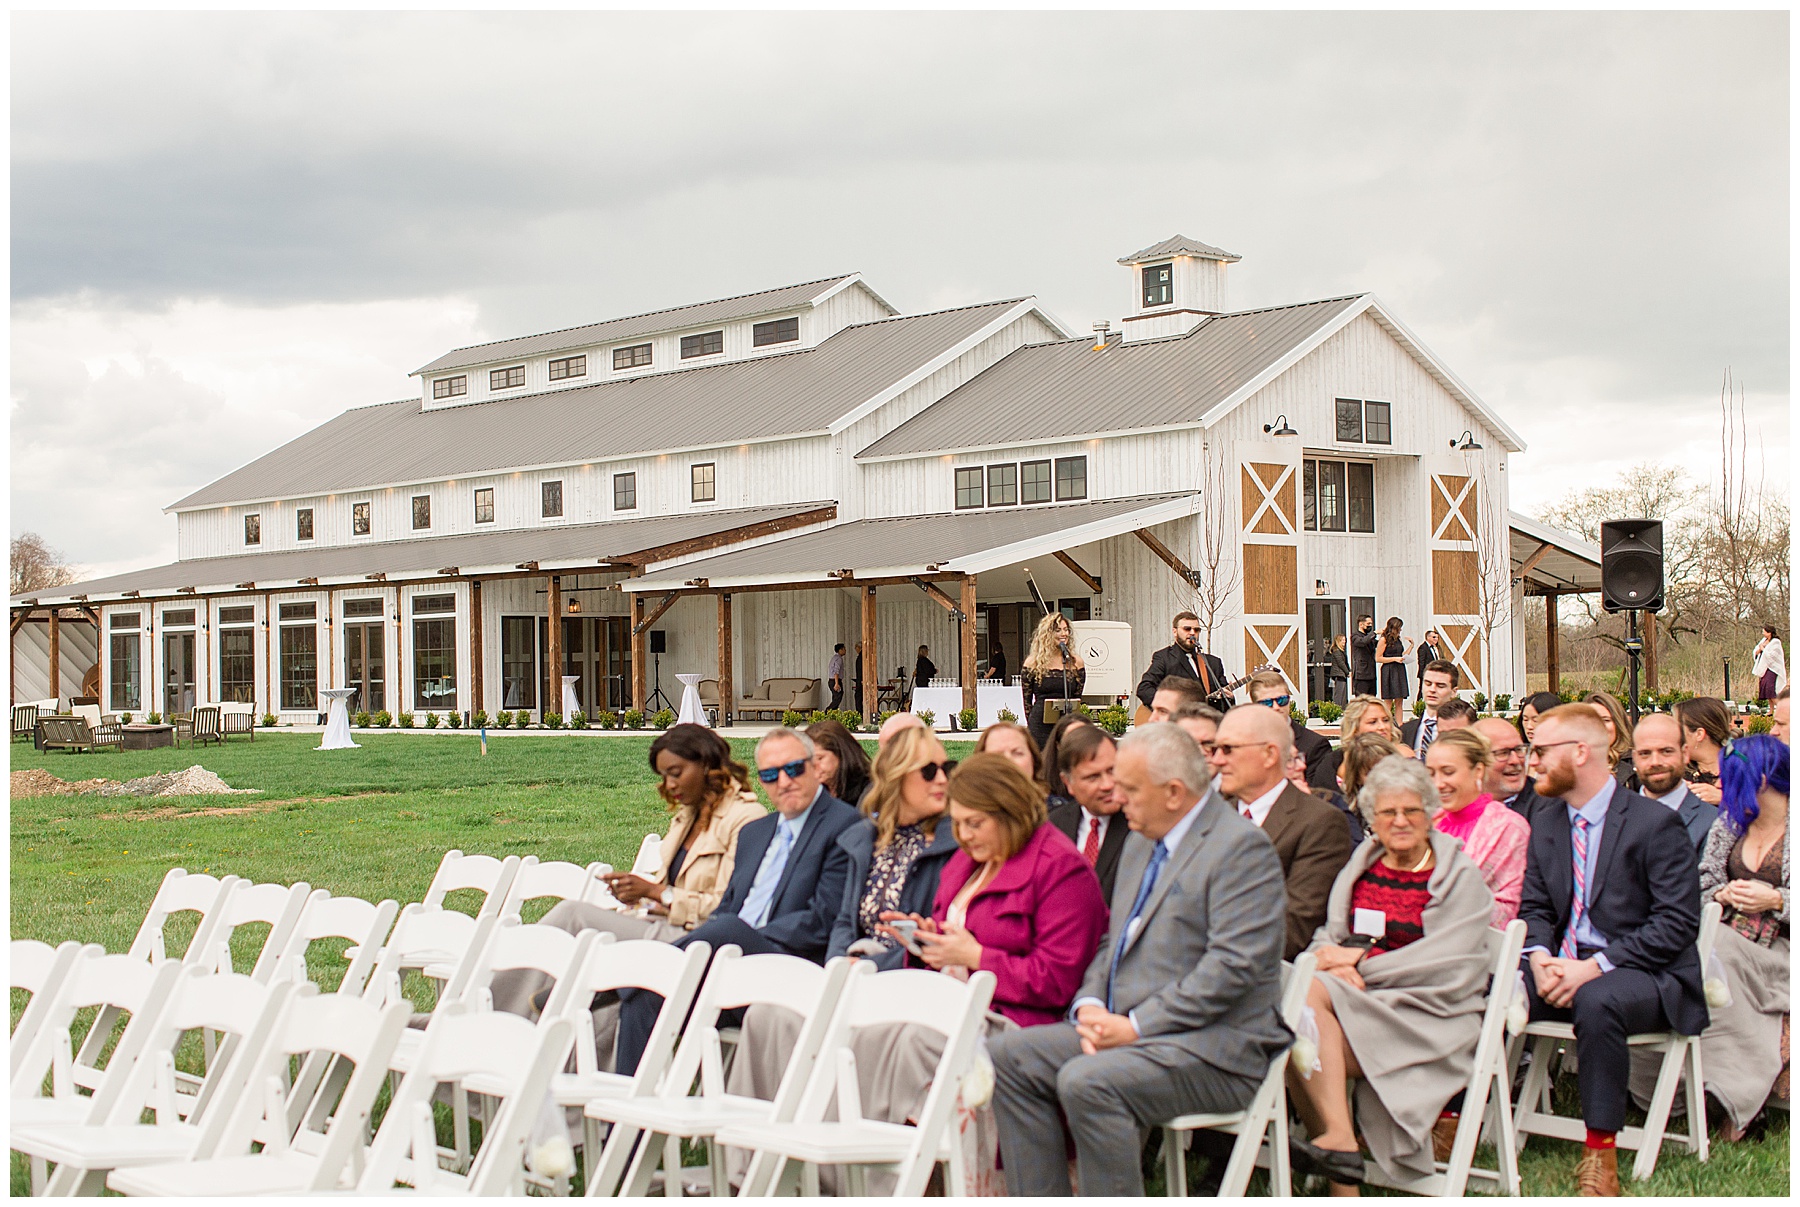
left=1118, top=235, right=1241, bottom=265
left=13, top=502, right=833, bottom=606
left=171, top=300, right=1026, bottom=512
left=626, top=492, right=1197, bottom=590
left=857, top=295, right=1365, bottom=459
left=412, top=274, right=886, bottom=376
left=1510, top=512, right=1603, bottom=594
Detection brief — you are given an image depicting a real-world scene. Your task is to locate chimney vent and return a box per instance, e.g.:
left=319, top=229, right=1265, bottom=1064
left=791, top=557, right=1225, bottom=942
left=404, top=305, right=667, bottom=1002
left=1091, top=320, right=1111, bottom=350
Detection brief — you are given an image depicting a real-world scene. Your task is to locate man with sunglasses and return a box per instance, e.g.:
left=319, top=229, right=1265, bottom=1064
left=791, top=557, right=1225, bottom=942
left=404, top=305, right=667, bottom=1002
left=1246, top=668, right=1334, bottom=792
left=1516, top=705, right=1705, bottom=1197
left=613, top=726, right=859, bottom=1075
left=1474, top=716, right=1548, bottom=822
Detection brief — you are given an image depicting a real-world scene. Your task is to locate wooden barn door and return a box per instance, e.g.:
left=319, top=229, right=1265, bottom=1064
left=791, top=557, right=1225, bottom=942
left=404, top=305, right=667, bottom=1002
left=1428, top=470, right=1484, bottom=691
left=1240, top=454, right=1303, bottom=693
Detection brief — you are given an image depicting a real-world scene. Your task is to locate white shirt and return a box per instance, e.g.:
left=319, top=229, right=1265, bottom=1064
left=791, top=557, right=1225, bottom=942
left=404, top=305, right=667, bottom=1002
left=1236, top=780, right=1286, bottom=828
left=1644, top=780, right=1694, bottom=814
left=1753, top=638, right=1787, bottom=690
left=1074, top=808, right=1114, bottom=855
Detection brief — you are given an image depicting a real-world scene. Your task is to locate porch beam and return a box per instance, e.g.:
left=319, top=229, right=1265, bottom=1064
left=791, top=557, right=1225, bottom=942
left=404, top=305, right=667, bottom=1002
left=616, top=504, right=838, bottom=568
left=631, top=594, right=647, bottom=711
left=634, top=592, right=681, bottom=637
left=912, top=578, right=965, bottom=621
left=547, top=576, right=562, bottom=716
left=1515, top=541, right=1555, bottom=585
left=960, top=576, right=978, bottom=715
left=717, top=592, right=734, bottom=727
left=470, top=579, right=485, bottom=719
left=642, top=571, right=965, bottom=600
left=11, top=607, right=33, bottom=637
left=1544, top=592, right=1560, bottom=695
left=1644, top=609, right=1658, bottom=693
left=861, top=585, right=879, bottom=721
left=1052, top=551, right=1103, bottom=594
left=1134, top=530, right=1200, bottom=589
left=48, top=610, right=60, bottom=700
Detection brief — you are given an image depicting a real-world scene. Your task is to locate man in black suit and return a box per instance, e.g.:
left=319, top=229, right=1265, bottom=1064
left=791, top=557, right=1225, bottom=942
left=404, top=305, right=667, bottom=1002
left=1349, top=615, right=1379, bottom=698
left=1136, top=611, right=1230, bottom=714
left=614, top=726, right=859, bottom=1074
left=1245, top=668, right=1334, bottom=793
left=1517, top=705, right=1706, bottom=1196
left=1398, top=660, right=1460, bottom=757
left=1414, top=630, right=1445, bottom=700
left=1475, top=716, right=1548, bottom=821
left=1631, top=713, right=1719, bottom=853
left=1047, top=723, right=1129, bottom=902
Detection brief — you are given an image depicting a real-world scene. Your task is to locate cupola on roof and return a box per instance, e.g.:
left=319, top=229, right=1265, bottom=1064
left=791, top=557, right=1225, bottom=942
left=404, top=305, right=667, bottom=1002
left=1117, top=235, right=1242, bottom=265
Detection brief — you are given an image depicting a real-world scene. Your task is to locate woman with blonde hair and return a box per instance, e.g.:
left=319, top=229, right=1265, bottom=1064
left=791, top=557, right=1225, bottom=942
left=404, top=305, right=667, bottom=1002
left=1583, top=690, right=1637, bottom=786
left=1019, top=611, right=1085, bottom=748
left=826, top=724, right=962, bottom=970
left=975, top=720, right=1041, bottom=780
left=1425, top=727, right=1530, bottom=926
left=1337, top=732, right=1408, bottom=802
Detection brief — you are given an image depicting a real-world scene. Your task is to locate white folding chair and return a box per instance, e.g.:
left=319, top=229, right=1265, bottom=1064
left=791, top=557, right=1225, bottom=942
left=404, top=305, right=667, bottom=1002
left=356, top=1004, right=576, bottom=1194
left=422, top=849, right=523, bottom=919
left=1362, top=920, right=1527, bottom=1197
left=499, top=856, right=619, bottom=918
left=13, top=966, right=293, bottom=1195
left=629, top=833, right=666, bottom=880
left=272, top=890, right=400, bottom=999
left=547, top=937, right=712, bottom=1183
left=583, top=951, right=856, bottom=1198
left=364, top=902, right=499, bottom=1020
left=10, top=939, right=90, bottom=1073
left=725, top=965, right=999, bottom=1198
left=106, top=986, right=413, bottom=1196
left=124, top=868, right=243, bottom=966
left=1160, top=952, right=1318, bottom=1198
left=1510, top=901, right=1722, bottom=1181
left=206, top=878, right=313, bottom=983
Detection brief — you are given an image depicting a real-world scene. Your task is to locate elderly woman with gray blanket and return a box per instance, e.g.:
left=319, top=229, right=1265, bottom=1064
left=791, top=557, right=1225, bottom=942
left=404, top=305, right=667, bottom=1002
left=1287, top=755, right=1496, bottom=1194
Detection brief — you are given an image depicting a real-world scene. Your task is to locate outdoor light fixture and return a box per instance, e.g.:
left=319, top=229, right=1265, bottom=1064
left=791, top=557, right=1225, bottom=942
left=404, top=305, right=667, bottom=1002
left=1315, top=580, right=1328, bottom=595
left=567, top=597, right=582, bottom=615
left=1450, top=430, right=1483, bottom=451
left=1263, top=414, right=1298, bottom=437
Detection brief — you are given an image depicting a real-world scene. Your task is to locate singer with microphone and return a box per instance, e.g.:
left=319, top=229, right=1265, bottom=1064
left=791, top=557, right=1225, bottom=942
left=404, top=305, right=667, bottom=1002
left=1020, top=612, right=1087, bottom=748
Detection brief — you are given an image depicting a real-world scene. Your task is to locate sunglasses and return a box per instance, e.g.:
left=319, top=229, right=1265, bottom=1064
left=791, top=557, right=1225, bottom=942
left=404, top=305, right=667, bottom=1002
left=915, top=760, right=959, bottom=781
left=1257, top=696, right=1291, bottom=710
left=1209, top=741, right=1275, bottom=758
left=756, top=758, right=811, bottom=784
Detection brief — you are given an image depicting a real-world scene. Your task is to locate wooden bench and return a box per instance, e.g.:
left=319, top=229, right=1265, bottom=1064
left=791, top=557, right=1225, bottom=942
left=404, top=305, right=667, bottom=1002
left=38, top=715, right=122, bottom=754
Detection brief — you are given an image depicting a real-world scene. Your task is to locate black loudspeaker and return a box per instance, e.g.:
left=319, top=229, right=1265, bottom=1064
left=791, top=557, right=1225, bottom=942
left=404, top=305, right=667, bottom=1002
left=1600, top=520, right=1664, bottom=613
left=649, top=629, right=667, bottom=654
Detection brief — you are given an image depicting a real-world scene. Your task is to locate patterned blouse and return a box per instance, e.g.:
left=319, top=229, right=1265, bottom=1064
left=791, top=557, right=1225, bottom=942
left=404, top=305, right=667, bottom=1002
left=1699, top=816, right=1790, bottom=947
left=856, top=822, right=933, bottom=949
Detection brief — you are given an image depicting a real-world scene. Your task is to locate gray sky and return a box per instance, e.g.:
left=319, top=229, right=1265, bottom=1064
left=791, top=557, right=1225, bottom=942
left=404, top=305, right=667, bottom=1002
left=11, top=10, right=1788, bottom=580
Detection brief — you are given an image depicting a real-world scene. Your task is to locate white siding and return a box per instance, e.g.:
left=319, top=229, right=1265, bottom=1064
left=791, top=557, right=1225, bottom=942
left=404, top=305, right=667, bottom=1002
left=12, top=615, right=99, bottom=707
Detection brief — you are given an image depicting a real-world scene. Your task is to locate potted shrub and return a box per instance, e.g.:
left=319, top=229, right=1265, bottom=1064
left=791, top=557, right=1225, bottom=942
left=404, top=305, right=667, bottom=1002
left=1492, top=694, right=1512, bottom=715
left=355, top=710, right=372, bottom=728
left=915, top=709, right=936, bottom=729
left=1318, top=701, right=1344, bottom=725
left=571, top=710, right=587, bottom=730
left=119, top=712, right=133, bottom=725
left=651, top=708, right=676, bottom=729
left=472, top=710, right=488, bottom=729
left=808, top=710, right=827, bottom=725
left=1094, top=704, right=1131, bottom=737
left=623, top=708, right=645, bottom=730
left=261, top=712, right=278, bottom=728
left=398, top=711, right=415, bottom=729
left=1472, top=692, right=1489, bottom=715
left=448, top=712, right=463, bottom=729
left=957, top=707, right=978, bottom=732
left=996, top=707, right=1018, bottom=724
left=424, top=712, right=439, bottom=729
left=1413, top=700, right=1428, bottom=718
left=147, top=712, right=162, bottom=725
left=782, top=709, right=806, bottom=728
left=543, top=713, right=563, bottom=730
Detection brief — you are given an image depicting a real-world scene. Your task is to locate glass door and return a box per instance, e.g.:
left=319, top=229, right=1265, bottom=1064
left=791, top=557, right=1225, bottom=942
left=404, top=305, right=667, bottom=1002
left=1305, top=599, right=1348, bottom=705
left=602, top=617, right=632, bottom=710
left=163, top=631, right=196, bottom=717
left=344, top=622, right=385, bottom=713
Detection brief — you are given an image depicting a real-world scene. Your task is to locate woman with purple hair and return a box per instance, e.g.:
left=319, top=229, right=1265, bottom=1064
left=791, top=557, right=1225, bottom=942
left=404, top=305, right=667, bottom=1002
left=1692, top=734, right=1789, bottom=1139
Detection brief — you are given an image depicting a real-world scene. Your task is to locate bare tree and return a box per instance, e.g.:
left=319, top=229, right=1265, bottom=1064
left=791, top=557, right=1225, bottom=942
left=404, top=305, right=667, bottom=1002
left=1466, top=460, right=1514, bottom=692
left=1190, top=441, right=1243, bottom=648
left=10, top=532, right=78, bottom=597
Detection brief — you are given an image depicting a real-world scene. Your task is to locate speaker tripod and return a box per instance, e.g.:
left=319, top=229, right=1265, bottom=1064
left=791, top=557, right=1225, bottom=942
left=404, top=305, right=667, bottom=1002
left=644, top=652, right=674, bottom=714
left=1624, top=609, right=1643, bottom=727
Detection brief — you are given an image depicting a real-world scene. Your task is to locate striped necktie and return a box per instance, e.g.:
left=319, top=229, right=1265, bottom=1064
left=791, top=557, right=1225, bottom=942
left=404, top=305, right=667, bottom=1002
left=1559, top=816, right=1591, bottom=959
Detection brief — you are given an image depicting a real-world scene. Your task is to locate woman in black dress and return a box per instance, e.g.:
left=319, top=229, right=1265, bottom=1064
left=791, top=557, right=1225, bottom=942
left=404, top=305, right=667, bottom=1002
left=1376, top=616, right=1414, bottom=726
left=1019, top=612, right=1086, bottom=748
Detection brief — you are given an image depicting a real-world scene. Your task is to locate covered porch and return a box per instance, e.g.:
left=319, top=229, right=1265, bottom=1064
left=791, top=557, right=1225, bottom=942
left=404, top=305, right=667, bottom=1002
left=1509, top=513, right=1605, bottom=693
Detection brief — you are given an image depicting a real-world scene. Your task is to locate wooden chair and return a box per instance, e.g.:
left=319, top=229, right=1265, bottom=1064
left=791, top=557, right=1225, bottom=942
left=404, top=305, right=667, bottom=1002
left=220, top=703, right=257, bottom=742
left=13, top=703, right=39, bottom=741
left=177, top=703, right=224, bottom=748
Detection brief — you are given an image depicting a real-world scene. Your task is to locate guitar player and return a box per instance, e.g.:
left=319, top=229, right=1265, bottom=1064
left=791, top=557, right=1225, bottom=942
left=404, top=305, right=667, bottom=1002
left=1135, top=612, right=1234, bottom=721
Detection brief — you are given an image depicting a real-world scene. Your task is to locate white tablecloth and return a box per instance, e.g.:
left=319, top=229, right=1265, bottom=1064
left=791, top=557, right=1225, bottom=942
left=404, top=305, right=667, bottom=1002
left=976, top=683, right=1029, bottom=729
left=317, top=688, right=360, bottom=751
left=908, top=686, right=963, bottom=730
left=560, top=676, right=581, bottom=719
left=676, top=674, right=708, bottom=726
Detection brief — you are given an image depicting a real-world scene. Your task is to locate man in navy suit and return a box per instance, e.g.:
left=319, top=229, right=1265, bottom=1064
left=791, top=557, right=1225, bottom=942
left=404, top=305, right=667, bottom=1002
left=1517, top=705, right=1706, bottom=1196
left=1631, top=713, right=1719, bottom=853
left=614, top=726, right=859, bottom=1074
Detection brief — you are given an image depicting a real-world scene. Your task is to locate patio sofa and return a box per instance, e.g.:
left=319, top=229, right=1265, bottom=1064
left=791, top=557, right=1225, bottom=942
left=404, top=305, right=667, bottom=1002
left=734, top=677, right=820, bottom=721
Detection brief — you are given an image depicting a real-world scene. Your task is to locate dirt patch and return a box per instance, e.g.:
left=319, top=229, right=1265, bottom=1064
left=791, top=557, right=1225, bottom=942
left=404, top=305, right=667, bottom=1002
left=98, top=801, right=278, bottom=820
left=11, top=769, right=111, bottom=797
left=13, top=764, right=258, bottom=800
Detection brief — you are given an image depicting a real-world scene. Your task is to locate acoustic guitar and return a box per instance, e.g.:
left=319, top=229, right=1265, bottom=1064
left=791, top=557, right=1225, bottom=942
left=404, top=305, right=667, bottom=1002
left=1132, top=662, right=1282, bottom=727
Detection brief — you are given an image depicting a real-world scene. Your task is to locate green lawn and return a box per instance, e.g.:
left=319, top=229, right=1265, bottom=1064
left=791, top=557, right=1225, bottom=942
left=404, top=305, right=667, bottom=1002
left=9, top=732, right=1787, bottom=1196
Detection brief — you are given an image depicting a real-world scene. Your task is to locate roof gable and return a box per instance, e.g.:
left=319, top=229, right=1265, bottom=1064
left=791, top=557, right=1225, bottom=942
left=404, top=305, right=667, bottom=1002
left=1118, top=235, right=1241, bottom=265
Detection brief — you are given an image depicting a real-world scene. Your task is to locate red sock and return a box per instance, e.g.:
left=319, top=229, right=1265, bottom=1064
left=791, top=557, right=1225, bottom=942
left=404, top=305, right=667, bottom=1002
left=1585, top=1129, right=1616, bottom=1150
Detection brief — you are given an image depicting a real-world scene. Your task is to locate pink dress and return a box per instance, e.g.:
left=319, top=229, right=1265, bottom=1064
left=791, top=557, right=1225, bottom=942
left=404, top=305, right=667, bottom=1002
left=1434, top=793, right=1530, bottom=926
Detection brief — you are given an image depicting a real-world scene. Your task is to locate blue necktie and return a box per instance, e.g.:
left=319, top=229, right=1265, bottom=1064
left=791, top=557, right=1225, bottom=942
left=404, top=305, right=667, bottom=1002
left=739, top=821, right=795, bottom=929
left=1107, top=840, right=1170, bottom=1012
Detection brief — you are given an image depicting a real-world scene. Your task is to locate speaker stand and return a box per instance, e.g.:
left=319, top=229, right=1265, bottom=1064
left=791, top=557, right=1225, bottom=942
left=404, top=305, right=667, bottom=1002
left=1624, top=609, right=1643, bottom=726
left=645, top=652, right=673, bottom=714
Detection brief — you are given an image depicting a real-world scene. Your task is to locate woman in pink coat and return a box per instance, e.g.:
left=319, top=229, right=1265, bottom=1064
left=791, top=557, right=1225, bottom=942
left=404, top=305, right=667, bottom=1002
left=884, top=752, right=1108, bottom=1026
left=1425, top=727, right=1530, bottom=926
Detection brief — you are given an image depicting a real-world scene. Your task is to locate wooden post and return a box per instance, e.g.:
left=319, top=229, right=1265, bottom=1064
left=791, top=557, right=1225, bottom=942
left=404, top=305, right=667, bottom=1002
left=262, top=592, right=272, bottom=715
left=631, top=593, right=647, bottom=712
left=861, top=584, right=879, bottom=721
left=11, top=608, right=26, bottom=703
left=48, top=610, right=60, bottom=702
left=470, top=579, right=485, bottom=718
left=200, top=604, right=211, bottom=705
left=960, top=576, right=978, bottom=716
left=324, top=590, right=334, bottom=692
left=546, top=576, right=563, bottom=717
left=1644, top=609, right=1659, bottom=693
left=717, top=592, right=734, bottom=727
left=1544, top=593, right=1560, bottom=696
left=394, top=595, right=407, bottom=716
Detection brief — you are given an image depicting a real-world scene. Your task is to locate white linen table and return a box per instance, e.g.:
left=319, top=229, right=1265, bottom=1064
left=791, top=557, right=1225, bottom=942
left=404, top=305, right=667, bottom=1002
left=675, top=674, right=708, bottom=726
left=976, top=683, right=1029, bottom=729
left=561, top=675, right=581, bottom=720
left=317, top=688, right=360, bottom=751
left=908, top=686, right=963, bottom=730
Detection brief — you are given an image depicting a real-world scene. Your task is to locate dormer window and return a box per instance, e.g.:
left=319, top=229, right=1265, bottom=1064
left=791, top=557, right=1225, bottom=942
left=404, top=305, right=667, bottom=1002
left=548, top=355, right=586, bottom=381
left=752, top=317, right=799, bottom=347
left=1142, top=263, right=1174, bottom=308
left=490, top=365, right=525, bottom=390
left=613, top=343, right=652, bottom=370
left=433, top=375, right=467, bottom=400
left=681, top=330, right=724, bottom=359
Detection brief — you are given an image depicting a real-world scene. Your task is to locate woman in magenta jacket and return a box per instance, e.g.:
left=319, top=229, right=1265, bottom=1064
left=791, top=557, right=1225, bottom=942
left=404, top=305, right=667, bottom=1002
left=885, top=751, right=1108, bottom=1027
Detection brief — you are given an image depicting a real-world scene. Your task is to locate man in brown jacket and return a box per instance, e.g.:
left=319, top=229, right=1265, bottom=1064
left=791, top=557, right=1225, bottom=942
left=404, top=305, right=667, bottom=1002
left=1208, top=704, right=1354, bottom=959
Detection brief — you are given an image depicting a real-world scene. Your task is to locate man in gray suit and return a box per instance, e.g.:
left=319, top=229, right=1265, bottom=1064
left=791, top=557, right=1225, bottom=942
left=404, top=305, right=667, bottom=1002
left=989, top=723, right=1292, bottom=1196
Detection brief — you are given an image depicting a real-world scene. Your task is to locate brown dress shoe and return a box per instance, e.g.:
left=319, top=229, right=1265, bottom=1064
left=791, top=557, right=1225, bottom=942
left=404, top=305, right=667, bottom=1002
left=1576, top=1146, right=1620, bottom=1196
left=1431, top=1115, right=1460, bottom=1163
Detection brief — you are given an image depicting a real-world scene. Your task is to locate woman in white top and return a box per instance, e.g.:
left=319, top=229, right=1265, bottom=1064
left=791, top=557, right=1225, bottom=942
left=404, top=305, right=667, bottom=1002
left=1753, top=624, right=1787, bottom=700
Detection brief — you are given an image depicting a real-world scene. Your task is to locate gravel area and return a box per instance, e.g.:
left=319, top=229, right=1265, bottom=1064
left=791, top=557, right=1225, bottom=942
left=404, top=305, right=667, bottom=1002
left=12, top=765, right=256, bottom=798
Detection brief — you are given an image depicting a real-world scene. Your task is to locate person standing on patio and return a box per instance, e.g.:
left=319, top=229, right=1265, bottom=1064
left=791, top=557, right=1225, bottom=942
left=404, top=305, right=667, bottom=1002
left=826, top=642, right=846, bottom=710
left=914, top=644, right=938, bottom=692
left=1375, top=617, right=1413, bottom=727
left=1753, top=624, right=1786, bottom=701
left=1020, top=612, right=1086, bottom=748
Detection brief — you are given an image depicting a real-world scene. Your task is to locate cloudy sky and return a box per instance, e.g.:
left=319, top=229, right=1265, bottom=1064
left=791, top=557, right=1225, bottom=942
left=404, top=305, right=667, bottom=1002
left=11, top=10, right=1788, bottom=581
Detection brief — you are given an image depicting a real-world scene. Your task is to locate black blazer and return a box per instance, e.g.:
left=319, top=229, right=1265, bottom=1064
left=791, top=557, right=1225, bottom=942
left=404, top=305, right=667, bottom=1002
left=1503, top=776, right=1551, bottom=824
left=914, top=656, right=937, bottom=685
left=1047, top=800, right=1130, bottom=902
left=1517, top=786, right=1707, bottom=1036
left=1415, top=642, right=1443, bottom=682
left=1291, top=721, right=1335, bottom=792
left=1135, top=644, right=1230, bottom=710
left=714, top=789, right=861, bottom=962
left=1349, top=629, right=1379, bottom=680
left=1399, top=716, right=1433, bottom=755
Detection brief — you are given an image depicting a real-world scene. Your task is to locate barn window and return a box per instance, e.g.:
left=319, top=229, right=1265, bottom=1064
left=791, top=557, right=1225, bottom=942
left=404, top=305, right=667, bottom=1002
left=412, top=495, right=431, bottom=530
left=987, top=463, right=1018, bottom=507
left=955, top=467, right=985, bottom=509
left=691, top=463, right=716, bottom=503
left=612, top=343, right=652, bottom=370
left=489, top=365, right=525, bottom=390
left=1054, top=456, right=1087, bottom=501
left=1141, top=263, right=1173, bottom=308
left=296, top=508, right=314, bottom=540
left=548, top=355, right=586, bottom=381
left=1304, top=459, right=1376, bottom=535
left=474, top=488, right=495, bottom=524
left=614, top=472, right=637, bottom=511
left=1335, top=398, right=1364, bottom=443
left=681, top=331, right=724, bottom=359
left=243, top=514, right=261, bottom=545
left=1021, top=460, right=1052, bottom=505
left=542, top=480, right=563, bottom=518
left=433, top=375, right=467, bottom=400
left=352, top=501, right=370, bottom=536
left=752, top=317, right=799, bottom=347
left=1365, top=401, right=1392, bottom=444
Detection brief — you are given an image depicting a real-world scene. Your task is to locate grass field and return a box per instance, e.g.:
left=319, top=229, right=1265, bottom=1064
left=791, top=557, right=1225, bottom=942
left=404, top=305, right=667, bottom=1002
left=9, top=732, right=1788, bottom=1196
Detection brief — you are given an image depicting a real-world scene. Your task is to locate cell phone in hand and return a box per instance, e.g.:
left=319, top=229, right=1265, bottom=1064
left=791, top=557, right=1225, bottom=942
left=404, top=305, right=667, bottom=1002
left=888, top=918, right=923, bottom=955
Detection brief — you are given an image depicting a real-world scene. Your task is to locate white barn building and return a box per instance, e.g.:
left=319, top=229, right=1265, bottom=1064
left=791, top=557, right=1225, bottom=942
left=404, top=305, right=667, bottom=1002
left=13, top=238, right=1603, bottom=723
